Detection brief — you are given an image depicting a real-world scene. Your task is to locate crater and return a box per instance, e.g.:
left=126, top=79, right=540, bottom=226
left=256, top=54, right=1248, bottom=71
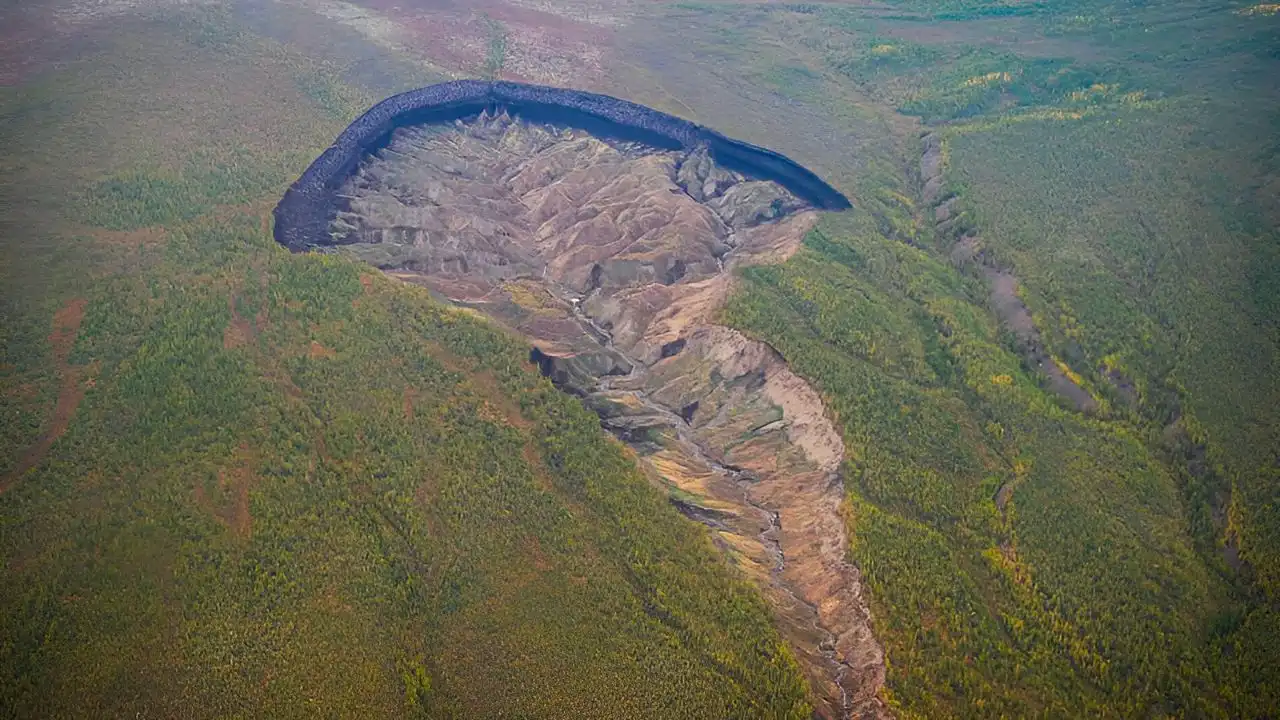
left=273, top=81, right=885, bottom=720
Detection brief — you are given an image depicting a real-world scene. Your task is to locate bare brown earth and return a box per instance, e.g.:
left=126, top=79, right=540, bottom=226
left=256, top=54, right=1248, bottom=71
left=0, top=4, right=59, bottom=86
left=332, top=112, right=888, bottom=719
left=0, top=298, right=90, bottom=495
left=289, top=0, right=619, bottom=86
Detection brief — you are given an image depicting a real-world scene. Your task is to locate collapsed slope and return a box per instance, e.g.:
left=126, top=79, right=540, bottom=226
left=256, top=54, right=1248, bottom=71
left=1, top=19, right=820, bottom=718
left=273, top=80, right=851, bottom=253
left=274, top=91, right=886, bottom=718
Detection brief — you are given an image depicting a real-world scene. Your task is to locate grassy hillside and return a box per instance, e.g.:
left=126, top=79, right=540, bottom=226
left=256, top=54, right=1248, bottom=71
left=0, top=8, right=810, bottom=717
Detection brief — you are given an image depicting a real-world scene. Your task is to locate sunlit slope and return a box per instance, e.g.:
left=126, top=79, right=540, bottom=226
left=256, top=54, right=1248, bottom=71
left=0, top=9, right=809, bottom=717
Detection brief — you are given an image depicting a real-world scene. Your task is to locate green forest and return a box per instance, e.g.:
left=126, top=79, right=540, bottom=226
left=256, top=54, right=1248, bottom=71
left=2, top=0, right=1277, bottom=717
left=710, top=0, right=1279, bottom=716
left=0, top=9, right=811, bottom=717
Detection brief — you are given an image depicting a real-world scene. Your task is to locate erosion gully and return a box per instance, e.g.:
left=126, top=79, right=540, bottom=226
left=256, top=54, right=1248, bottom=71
left=560, top=246, right=857, bottom=718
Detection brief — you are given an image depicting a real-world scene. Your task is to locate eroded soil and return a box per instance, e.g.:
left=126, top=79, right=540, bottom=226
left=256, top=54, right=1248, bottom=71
left=329, top=113, right=888, bottom=718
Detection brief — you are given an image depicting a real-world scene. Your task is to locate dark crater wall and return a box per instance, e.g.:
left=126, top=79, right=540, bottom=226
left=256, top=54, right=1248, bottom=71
left=272, top=80, right=851, bottom=251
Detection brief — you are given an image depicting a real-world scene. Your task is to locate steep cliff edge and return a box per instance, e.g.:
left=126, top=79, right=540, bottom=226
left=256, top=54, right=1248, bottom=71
left=273, top=80, right=850, bottom=254
left=277, top=106, right=886, bottom=719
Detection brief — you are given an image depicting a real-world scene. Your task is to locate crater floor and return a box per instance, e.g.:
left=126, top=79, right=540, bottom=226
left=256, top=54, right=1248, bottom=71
left=331, top=111, right=889, bottom=719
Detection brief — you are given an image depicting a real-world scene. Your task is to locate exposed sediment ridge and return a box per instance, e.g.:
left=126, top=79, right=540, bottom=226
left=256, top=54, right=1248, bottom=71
left=273, top=80, right=851, bottom=253
left=273, top=102, right=884, bottom=719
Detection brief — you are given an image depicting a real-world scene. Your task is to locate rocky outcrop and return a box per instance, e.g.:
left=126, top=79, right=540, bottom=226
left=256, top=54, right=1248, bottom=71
left=273, top=80, right=851, bottom=253
left=280, top=111, right=887, bottom=719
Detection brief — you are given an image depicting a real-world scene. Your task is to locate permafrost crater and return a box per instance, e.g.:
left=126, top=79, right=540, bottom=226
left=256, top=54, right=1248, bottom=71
left=274, top=81, right=888, bottom=720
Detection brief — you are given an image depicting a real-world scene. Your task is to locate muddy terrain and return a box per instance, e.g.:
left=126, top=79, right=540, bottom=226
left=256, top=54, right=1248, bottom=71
left=308, top=110, right=888, bottom=718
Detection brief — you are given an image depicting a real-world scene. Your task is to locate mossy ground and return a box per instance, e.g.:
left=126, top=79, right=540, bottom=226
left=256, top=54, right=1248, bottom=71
left=685, top=0, right=1278, bottom=715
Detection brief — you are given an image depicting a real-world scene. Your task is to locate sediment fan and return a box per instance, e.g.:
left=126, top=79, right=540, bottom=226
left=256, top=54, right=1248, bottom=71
left=272, top=80, right=851, bottom=251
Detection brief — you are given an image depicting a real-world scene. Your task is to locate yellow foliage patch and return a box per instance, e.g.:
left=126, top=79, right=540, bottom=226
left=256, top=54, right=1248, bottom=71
left=1052, top=356, right=1085, bottom=387
left=1239, top=3, right=1280, bottom=15
left=504, top=280, right=562, bottom=316
left=962, top=71, right=1013, bottom=88
left=1069, top=83, right=1118, bottom=101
